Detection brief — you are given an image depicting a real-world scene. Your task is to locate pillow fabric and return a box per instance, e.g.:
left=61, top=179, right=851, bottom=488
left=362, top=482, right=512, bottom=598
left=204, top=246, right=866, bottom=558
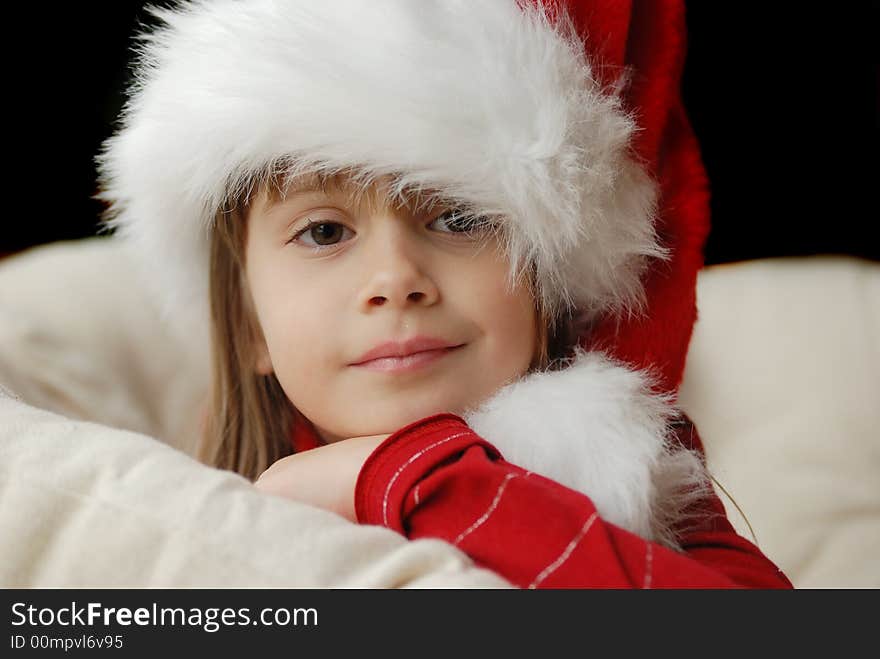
left=678, top=256, right=880, bottom=588
left=0, top=386, right=508, bottom=587
left=0, top=238, right=208, bottom=454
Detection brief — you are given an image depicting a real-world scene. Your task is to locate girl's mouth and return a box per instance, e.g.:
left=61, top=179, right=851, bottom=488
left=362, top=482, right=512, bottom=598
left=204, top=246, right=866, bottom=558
left=351, top=345, right=464, bottom=374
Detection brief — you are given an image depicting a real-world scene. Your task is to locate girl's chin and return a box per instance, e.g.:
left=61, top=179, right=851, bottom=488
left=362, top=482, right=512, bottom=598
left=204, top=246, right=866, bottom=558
left=342, top=404, right=463, bottom=439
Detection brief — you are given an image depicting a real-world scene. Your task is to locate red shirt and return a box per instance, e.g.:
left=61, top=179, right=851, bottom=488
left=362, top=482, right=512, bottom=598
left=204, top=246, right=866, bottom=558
left=294, top=413, right=792, bottom=588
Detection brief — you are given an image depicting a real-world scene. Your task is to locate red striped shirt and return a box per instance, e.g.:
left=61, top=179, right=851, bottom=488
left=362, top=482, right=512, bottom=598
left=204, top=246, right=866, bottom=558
left=354, top=414, right=792, bottom=589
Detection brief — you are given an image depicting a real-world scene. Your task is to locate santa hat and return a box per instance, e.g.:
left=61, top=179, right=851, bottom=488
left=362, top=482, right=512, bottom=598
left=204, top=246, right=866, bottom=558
left=98, top=0, right=708, bottom=396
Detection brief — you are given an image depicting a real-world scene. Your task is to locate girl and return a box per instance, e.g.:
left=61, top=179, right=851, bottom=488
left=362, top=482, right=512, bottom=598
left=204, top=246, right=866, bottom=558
left=99, top=0, right=791, bottom=588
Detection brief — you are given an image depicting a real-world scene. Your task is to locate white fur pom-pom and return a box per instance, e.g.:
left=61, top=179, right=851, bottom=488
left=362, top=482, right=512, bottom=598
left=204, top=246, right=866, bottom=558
left=464, top=348, right=709, bottom=548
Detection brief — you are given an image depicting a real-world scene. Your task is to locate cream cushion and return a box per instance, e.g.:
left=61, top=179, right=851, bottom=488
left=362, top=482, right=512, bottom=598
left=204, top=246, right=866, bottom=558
left=1, top=237, right=877, bottom=587
left=678, top=256, right=879, bottom=588
left=0, top=389, right=507, bottom=587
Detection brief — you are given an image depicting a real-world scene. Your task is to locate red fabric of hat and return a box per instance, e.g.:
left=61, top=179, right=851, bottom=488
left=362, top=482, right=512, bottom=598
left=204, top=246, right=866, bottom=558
left=562, top=0, right=711, bottom=395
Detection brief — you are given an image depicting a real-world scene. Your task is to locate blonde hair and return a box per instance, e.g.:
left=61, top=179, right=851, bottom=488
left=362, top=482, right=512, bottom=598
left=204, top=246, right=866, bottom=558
left=197, top=201, right=295, bottom=480
left=198, top=178, right=577, bottom=480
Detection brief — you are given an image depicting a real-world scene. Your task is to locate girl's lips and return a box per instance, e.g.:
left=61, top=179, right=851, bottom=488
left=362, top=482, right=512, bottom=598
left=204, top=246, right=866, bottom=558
left=352, top=345, right=464, bottom=374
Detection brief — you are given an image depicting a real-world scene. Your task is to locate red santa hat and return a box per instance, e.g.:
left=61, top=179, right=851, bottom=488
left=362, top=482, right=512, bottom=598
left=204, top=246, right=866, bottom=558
left=98, top=0, right=708, bottom=397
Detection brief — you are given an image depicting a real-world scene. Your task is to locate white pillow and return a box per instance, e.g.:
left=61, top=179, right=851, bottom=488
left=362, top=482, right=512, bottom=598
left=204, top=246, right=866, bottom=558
left=678, top=256, right=880, bottom=588
left=0, top=386, right=508, bottom=587
left=0, top=238, right=208, bottom=454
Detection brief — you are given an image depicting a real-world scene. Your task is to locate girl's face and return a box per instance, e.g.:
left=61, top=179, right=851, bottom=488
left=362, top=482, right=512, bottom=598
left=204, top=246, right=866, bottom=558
left=244, top=175, right=538, bottom=443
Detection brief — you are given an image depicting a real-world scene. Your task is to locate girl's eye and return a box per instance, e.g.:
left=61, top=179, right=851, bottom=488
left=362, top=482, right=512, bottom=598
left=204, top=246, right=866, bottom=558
left=429, top=208, right=490, bottom=235
left=289, top=220, right=353, bottom=251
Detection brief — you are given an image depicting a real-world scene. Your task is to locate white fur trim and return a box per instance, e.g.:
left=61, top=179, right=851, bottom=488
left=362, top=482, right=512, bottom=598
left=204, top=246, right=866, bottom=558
left=463, top=348, right=709, bottom=549
left=97, top=0, right=665, bottom=343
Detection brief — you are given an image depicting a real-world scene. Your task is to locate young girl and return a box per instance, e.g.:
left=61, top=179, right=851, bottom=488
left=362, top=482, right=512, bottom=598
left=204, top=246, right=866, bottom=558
left=99, top=0, right=792, bottom=588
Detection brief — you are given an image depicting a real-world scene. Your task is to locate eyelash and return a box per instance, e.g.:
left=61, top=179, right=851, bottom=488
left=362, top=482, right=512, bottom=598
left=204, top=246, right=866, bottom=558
left=288, top=219, right=352, bottom=253
left=288, top=209, right=492, bottom=253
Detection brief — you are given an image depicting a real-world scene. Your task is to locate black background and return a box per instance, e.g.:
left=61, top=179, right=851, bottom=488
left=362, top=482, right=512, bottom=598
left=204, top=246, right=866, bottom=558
left=4, top=2, right=877, bottom=262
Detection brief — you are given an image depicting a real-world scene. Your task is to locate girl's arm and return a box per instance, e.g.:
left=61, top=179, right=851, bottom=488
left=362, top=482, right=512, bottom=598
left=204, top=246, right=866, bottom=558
left=354, top=414, right=793, bottom=589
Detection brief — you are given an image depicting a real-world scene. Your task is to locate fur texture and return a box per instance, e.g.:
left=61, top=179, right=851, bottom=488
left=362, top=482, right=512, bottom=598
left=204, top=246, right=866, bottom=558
left=97, top=0, right=665, bottom=344
left=463, top=347, right=710, bottom=549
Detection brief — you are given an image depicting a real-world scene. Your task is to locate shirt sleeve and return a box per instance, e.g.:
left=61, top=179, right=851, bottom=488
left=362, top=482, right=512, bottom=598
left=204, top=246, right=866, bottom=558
left=354, top=413, right=793, bottom=589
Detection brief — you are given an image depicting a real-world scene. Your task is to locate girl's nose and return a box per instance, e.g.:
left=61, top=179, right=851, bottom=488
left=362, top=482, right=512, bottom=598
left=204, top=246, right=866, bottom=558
left=357, top=217, right=440, bottom=311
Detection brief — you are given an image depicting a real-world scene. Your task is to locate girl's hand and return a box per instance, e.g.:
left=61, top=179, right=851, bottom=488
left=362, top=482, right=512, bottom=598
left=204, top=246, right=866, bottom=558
left=253, top=434, right=390, bottom=522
